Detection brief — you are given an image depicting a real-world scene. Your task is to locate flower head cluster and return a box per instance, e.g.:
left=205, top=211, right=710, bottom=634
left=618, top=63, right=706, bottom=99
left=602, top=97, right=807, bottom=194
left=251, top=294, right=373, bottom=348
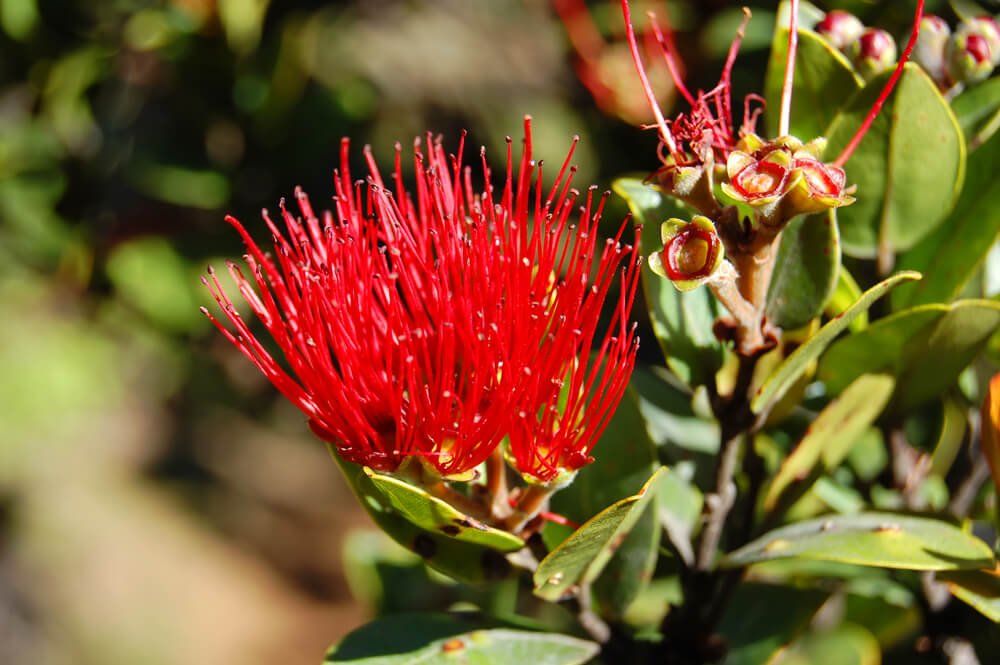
left=203, top=118, right=640, bottom=485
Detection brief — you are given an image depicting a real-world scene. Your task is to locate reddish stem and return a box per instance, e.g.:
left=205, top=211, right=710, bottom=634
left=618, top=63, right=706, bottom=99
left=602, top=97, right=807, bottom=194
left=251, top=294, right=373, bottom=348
left=833, top=0, right=925, bottom=168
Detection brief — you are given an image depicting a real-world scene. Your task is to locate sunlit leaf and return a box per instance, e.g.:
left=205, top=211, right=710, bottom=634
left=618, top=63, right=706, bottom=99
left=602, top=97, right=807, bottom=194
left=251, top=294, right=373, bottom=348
left=723, top=513, right=994, bottom=571
left=324, top=614, right=599, bottom=664
left=333, top=455, right=522, bottom=584
left=819, top=300, right=1000, bottom=413
left=764, top=374, right=895, bottom=513
left=751, top=271, right=920, bottom=414
left=534, top=468, right=666, bottom=601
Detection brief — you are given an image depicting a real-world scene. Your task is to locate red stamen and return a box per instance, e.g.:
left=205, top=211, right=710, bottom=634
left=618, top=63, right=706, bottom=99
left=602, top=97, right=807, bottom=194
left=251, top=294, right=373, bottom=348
left=833, top=0, right=925, bottom=168
left=779, top=0, right=799, bottom=136
left=648, top=10, right=695, bottom=106
left=621, top=0, right=680, bottom=157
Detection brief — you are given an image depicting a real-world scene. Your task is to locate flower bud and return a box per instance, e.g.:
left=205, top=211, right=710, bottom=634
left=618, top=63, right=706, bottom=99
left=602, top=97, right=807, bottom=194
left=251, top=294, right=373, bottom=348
left=850, top=28, right=898, bottom=81
left=815, top=10, right=865, bottom=52
left=966, top=16, right=1000, bottom=65
left=948, top=30, right=995, bottom=85
left=912, top=15, right=951, bottom=87
left=648, top=215, right=725, bottom=291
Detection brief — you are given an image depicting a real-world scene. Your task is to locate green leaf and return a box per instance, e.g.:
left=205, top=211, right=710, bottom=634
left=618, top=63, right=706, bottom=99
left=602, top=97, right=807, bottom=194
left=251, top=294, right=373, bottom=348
left=764, top=373, right=895, bottom=513
left=333, top=455, right=521, bottom=584
left=719, top=582, right=829, bottom=665
left=825, top=266, right=867, bottom=332
left=825, top=64, right=966, bottom=257
left=362, top=468, right=524, bottom=552
left=818, top=300, right=1000, bottom=413
left=751, top=271, right=920, bottom=414
left=723, top=513, right=995, bottom=571
left=544, top=387, right=661, bottom=615
left=592, top=501, right=660, bottom=619
left=613, top=177, right=725, bottom=387
left=939, top=568, right=1000, bottom=623
left=951, top=76, right=1000, bottom=146
left=534, top=467, right=666, bottom=601
left=324, top=614, right=599, bottom=664
left=772, top=623, right=881, bottom=665
left=764, top=26, right=863, bottom=140
left=765, top=210, right=841, bottom=330
left=892, top=124, right=1000, bottom=308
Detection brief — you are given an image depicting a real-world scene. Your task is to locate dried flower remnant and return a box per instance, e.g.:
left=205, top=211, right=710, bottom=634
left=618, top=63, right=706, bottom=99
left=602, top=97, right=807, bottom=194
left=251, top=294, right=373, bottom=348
left=203, top=117, right=640, bottom=486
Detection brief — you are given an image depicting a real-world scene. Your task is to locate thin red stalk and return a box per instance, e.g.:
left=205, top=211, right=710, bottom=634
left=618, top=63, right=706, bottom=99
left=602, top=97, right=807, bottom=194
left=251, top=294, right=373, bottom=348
left=620, top=0, right=679, bottom=157
left=833, top=0, right=925, bottom=168
left=779, top=0, right=799, bottom=136
left=648, top=10, right=695, bottom=106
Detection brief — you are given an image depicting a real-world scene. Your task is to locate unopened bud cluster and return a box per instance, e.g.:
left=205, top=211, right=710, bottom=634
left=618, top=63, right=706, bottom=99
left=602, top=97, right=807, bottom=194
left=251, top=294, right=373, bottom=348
left=818, top=9, right=1000, bottom=91
left=816, top=10, right=897, bottom=81
left=911, top=14, right=999, bottom=90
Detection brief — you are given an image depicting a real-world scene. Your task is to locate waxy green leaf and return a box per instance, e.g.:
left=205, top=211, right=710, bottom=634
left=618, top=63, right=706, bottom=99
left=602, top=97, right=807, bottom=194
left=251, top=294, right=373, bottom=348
left=333, top=455, right=522, bottom=584
left=723, top=513, right=994, bottom=571
left=819, top=300, right=1000, bottom=413
left=547, top=387, right=660, bottom=617
left=325, top=614, right=599, bottom=664
left=363, top=468, right=525, bottom=552
left=614, top=177, right=725, bottom=387
left=773, top=624, right=881, bottom=665
left=534, top=467, right=666, bottom=601
left=893, top=127, right=1000, bottom=308
left=764, top=25, right=863, bottom=140
left=764, top=373, right=895, bottom=513
left=825, top=64, right=965, bottom=257
left=751, top=271, right=920, bottom=414
left=766, top=210, right=841, bottom=330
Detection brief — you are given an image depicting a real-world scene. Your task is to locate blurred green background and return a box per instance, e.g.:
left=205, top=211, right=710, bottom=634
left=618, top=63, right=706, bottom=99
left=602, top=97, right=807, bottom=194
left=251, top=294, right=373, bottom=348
left=0, top=1, right=943, bottom=663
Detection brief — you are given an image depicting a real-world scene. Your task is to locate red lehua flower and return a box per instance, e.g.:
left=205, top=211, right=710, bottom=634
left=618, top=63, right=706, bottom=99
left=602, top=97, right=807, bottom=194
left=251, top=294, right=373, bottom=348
left=202, top=117, right=640, bottom=484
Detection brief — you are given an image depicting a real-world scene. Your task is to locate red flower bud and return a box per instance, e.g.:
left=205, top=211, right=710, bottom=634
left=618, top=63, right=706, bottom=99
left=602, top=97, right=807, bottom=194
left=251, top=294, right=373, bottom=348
left=815, top=10, right=864, bottom=52
left=851, top=28, right=898, bottom=79
left=949, top=28, right=996, bottom=84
